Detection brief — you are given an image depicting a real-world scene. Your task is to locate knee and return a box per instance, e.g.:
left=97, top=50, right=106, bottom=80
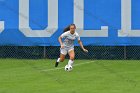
left=70, top=56, right=75, bottom=60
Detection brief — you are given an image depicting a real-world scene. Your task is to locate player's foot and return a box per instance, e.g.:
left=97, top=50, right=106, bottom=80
left=55, top=61, right=59, bottom=67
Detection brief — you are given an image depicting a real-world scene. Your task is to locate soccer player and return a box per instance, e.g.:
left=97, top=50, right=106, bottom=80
left=55, top=24, right=88, bottom=67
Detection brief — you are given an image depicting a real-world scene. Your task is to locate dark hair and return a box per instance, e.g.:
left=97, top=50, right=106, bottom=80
left=63, top=24, right=76, bottom=33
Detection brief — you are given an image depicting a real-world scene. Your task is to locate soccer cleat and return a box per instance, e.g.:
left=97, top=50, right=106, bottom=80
left=55, top=61, right=59, bottom=67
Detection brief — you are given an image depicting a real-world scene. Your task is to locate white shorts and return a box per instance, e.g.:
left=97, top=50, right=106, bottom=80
left=60, top=47, right=74, bottom=55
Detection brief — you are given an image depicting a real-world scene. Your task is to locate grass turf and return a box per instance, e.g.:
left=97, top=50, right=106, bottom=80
left=0, top=59, right=140, bottom=93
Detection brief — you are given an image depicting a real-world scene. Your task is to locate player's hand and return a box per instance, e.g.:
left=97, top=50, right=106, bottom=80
left=83, top=48, right=88, bottom=53
left=61, top=44, right=64, bottom=49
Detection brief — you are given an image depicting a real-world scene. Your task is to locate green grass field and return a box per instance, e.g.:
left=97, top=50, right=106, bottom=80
left=0, top=59, right=140, bottom=93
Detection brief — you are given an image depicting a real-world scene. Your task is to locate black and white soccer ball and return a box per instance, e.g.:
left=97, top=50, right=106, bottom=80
left=65, top=65, right=73, bottom=71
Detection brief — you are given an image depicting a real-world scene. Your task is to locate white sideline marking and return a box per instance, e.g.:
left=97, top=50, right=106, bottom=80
left=42, top=61, right=95, bottom=72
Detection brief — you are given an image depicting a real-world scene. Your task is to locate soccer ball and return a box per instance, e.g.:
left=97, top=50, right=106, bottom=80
left=65, top=65, right=73, bottom=71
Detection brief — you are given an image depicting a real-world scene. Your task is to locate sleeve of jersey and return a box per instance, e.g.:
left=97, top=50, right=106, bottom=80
left=77, top=33, right=80, bottom=41
left=61, top=32, right=68, bottom=38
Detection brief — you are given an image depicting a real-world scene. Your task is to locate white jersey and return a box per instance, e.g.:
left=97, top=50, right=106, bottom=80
left=60, top=31, right=80, bottom=48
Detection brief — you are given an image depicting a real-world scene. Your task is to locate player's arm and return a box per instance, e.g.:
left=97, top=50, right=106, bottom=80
left=58, top=32, right=67, bottom=49
left=76, top=33, right=88, bottom=52
left=78, top=40, right=88, bottom=52
left=58, top=36, right=64, bottom=48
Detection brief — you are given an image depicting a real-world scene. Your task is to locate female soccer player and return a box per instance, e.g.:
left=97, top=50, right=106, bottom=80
left=55, top=24, right=88, bottom=67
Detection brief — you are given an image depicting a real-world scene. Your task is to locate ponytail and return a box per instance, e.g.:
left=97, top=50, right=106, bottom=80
left=63, top=25, right=70, bottom=33
left=63, top=24, right=76, bottom=33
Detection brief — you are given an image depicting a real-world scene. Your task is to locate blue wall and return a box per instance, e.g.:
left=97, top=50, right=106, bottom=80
left=0, top=0, right=140, bottom=46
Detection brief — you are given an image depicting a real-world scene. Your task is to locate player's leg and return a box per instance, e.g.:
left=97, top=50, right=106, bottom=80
left=68, top=48, right=75, bottom=66
left=55, top=48, right=67, bottom=67
left=58, top=54, right=66, bottom=62
left=55, top=54, right=66, bottom=67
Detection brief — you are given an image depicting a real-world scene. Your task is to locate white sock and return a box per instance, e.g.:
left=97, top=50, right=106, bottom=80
left=68, top=60, right=74, bottom=66
left=57, top=58, right=60, bottom=63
